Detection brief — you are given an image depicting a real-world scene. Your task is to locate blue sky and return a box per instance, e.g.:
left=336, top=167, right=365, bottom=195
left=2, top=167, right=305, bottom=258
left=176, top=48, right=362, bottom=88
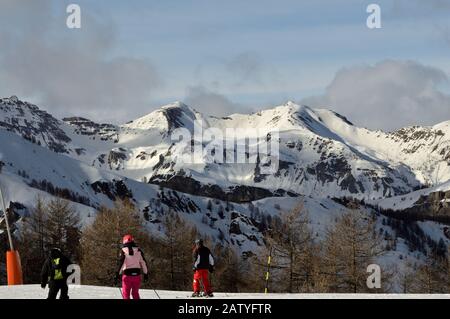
left=90, top=0, right=450, bottom=99
left=1, top=0, right=450, bottom=130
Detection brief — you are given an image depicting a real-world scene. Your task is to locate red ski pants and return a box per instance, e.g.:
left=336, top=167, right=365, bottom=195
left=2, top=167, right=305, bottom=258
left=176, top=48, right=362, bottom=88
left=193, top=269, right=212, bottom=293
left=122, top=275, right=141, bottom=299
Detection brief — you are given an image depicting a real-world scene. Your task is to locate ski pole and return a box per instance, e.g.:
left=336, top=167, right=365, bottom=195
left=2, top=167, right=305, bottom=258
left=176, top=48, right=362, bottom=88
left=117, top=278, right=124, bottom=299
left=146, top=258, right=161, bottom=299
left=210, top=273, right=213, bottom=292
left=115, top=275, right=124, bottom=299
left=199, top=277, right=205, bottom=296
left=148, top=280, right=161, bottom=299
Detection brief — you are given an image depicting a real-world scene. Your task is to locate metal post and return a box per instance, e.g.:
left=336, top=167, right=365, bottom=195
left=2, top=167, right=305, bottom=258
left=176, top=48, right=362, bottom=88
left=264, top=246, right=272, bottom=294
left=0, top=182, right=14, bottom=251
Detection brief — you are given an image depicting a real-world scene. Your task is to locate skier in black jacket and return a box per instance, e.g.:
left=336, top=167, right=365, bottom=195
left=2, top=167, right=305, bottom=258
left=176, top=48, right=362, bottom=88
left=41, top=248, right=72, bottom=299
left=192, top=239, right=214, bottom=297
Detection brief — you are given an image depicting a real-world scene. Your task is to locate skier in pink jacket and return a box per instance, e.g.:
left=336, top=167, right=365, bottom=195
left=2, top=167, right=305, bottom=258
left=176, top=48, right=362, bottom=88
left=116, top=234, right=148, bottom=299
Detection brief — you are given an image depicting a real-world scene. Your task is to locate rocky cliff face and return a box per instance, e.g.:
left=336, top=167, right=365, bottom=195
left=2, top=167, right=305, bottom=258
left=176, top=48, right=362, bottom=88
left=396, top=190, right=450, bottom=222
left=0, top=96, right=71, bottom=153
left=62, top=116, right=118, bottom=142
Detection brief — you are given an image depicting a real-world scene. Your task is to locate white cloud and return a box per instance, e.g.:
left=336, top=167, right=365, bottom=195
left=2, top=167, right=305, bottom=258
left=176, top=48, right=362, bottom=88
left=0, top=0, right=162, bottom=123
left=302, top=60, right=450, bottom=131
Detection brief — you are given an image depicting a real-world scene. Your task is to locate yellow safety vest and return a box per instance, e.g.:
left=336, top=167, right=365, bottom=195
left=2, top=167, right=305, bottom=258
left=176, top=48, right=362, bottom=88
left=52, top=258, right=63, bottom=280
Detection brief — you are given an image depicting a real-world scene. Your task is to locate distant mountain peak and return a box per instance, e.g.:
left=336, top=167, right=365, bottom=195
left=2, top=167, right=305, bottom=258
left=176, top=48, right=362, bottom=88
left=284, top=100, right=298, bottom=107
left=0, top=95, right=72, bottom=153
left=161, top=100, right=190, bottom=110
left=1, top=95, right=21, bottom=105
left=122, top=101, right=200, bottom=131
left=9, top=95, right=19, bottom=102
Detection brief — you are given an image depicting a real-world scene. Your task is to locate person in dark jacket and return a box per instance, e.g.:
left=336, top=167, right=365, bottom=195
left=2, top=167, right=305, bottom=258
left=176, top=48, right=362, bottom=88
left=41, top=248, right=72, bottom=299
left=192, top=239, right=214, bottom=297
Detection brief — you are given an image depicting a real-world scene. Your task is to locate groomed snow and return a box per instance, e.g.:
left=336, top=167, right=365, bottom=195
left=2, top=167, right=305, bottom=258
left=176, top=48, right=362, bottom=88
left=0, top=285, right=449, bottom=299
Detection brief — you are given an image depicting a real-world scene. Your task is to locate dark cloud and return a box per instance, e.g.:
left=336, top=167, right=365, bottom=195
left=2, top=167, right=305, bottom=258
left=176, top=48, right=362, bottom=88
left=302, top=60, right=450, bottom=131
left=184, top=86, right=249, bottom=117
left=184, top=52, right=274, bottom=116
left=192, top=51, right=280, bottom=93
left=0, top=0, right=161, bottom=123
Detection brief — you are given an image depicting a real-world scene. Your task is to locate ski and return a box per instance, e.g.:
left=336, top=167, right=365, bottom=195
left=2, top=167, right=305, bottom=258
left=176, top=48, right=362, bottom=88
left=188, top=293, right=214, bottom=298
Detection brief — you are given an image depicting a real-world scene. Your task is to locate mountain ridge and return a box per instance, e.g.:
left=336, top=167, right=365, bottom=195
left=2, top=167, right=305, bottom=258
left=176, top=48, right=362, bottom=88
left=1, top=95, right=450, bottom=265
left=3, top=96, right=449, bottom=199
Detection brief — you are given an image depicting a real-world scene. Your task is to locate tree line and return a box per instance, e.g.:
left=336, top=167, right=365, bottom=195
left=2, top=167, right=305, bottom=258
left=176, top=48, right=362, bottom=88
left=13, top=197, right=450, bottom=293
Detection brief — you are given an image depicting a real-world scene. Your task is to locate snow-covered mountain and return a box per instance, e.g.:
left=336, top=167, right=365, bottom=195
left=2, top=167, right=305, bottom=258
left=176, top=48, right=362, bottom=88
left=62, top=100, right=450, bottom=201
left=1, top=96, right=449, bottom=264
